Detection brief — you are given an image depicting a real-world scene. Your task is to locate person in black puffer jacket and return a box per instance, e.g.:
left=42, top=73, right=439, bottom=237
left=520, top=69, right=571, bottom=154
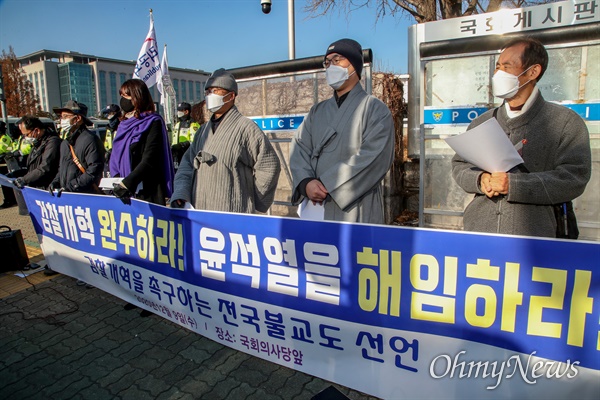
left=13, top=115, right=61, bottom=190
left=49, top=100, right=104, bottom=195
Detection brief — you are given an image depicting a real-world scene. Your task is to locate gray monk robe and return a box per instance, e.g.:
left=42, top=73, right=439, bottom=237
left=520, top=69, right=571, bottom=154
left=171, top=106, right=281, bottom=213
left=290, top=84, right=395, bottom=224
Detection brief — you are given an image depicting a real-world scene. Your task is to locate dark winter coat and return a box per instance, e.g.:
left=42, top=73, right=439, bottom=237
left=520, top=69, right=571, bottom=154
left=121, top=119, right=170, bottom=205
left=22, top=130, right=61, bottom=189
left=452, top=93, right=591, bottom=238
left=52, top=126, right=104, bottom=193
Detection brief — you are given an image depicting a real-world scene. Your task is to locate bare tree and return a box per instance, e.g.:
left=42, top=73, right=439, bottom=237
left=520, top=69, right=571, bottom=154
left=305, top=0, right=553, bottom=23
left=0, top=46, right=40, bottom=117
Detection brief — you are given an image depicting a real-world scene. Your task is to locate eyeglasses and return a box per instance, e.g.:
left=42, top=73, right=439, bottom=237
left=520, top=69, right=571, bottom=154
left=323, top=55, right=346, bottom=68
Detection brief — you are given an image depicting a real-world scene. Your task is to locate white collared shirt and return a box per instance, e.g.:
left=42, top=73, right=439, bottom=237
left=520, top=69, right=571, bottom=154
left=505, top=86, right=539, bottom=119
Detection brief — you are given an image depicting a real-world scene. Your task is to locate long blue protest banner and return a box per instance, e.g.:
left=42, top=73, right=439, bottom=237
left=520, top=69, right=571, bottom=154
left=22, top=188, right=600, bottom=399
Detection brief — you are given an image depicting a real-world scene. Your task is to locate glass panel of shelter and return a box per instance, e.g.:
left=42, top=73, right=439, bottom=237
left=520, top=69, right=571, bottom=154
left=421, top=44, right=600, bottom=240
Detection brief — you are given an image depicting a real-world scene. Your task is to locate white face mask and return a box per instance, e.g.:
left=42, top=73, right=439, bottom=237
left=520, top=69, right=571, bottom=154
left=326, top=65, right=355, bottom=90
left=492, top=66, right=533, bottom=99
left=206, top=93, right=232, bottom=113
left=177, top=111, right=185, bottom=118
left=60, top=117, right=74, bottom=133
left=23, top=136, right=36, bottom=145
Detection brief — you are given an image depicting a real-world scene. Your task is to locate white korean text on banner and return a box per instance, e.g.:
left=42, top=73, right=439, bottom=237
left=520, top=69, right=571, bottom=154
left=22, top=188, right=600, bottom=399
left=133, top=12, right=161, bottom=88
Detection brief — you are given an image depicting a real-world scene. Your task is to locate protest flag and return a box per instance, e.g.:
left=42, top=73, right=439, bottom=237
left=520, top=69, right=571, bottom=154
left=157, top=44, right=168, bottom=97
left=158, top=44, right=177, bottom=126
left=133, top=9, right=162, bottom=88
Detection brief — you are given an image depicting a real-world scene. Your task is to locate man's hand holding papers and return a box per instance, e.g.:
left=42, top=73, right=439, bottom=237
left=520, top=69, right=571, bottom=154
left=480, top=172, right=509, bottom=198
left=445, top=118, right=522, bottom=198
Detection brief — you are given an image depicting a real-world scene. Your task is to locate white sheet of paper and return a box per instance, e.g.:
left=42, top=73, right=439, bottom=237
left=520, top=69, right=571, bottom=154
left=182, top=201, right=195, bottom=210
left=297, top=198, right=325, bottom=221
left=100, top=177, right=143, bottom=193
left=99, top=177, right=123, bottom=189
left=444, top=118, right=523, bottom=172
left=0, top=173, right=16, bottom=189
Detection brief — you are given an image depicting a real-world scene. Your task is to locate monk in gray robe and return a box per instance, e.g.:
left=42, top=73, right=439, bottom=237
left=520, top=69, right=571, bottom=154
left=170, top=69, right=281, bottom=213
left=290, top=39, right=395, bottom=224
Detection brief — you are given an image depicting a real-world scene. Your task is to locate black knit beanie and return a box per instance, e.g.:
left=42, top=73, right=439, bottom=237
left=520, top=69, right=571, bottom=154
left=325, top=38, right=363, bottom=79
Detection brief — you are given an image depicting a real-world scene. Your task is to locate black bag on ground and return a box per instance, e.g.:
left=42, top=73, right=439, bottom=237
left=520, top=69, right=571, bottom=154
left=554, top=201, right=579, bottom=239
left=0, top=225, right=29, bottom=272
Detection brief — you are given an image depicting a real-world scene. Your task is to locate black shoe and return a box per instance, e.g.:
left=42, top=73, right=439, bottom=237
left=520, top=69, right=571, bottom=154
left=0, top=201, right=16, bottom=209
left=123, top=303, right=138, bottom=311
left=25, top=263, right=41, bottom=271
left=43, top=267, right=58, bottom=276
left=140, top=310, right=152, bottom=318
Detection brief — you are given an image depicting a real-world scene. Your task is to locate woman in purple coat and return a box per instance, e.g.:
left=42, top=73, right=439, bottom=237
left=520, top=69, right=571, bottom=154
left=110, top=79, right=174, bottom=205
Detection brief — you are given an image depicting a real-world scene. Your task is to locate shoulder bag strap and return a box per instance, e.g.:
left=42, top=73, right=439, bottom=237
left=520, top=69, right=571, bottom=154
left=69, top=144, right=86, bottom=174
left=69, top=144, right=103, bottom=194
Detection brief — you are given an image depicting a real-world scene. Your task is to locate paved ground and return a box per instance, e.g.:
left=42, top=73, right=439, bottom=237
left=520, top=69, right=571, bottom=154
left=0, top=192, right=380, bottom=400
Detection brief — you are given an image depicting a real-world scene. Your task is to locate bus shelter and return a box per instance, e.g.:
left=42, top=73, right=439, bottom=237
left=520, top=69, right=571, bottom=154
left=407, top=0, right=600, bottom=240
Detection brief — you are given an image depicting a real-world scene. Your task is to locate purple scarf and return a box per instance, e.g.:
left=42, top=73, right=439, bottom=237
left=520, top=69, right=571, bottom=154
left=110, top=112, right=174, bottom=197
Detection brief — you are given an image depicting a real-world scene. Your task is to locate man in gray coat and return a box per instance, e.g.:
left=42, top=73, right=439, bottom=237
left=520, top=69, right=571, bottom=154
left=290, top=38, right=395, bottom=224
left=452, top=37, right=591, bottom=238
left=170, top=69, right=281, bottom=213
